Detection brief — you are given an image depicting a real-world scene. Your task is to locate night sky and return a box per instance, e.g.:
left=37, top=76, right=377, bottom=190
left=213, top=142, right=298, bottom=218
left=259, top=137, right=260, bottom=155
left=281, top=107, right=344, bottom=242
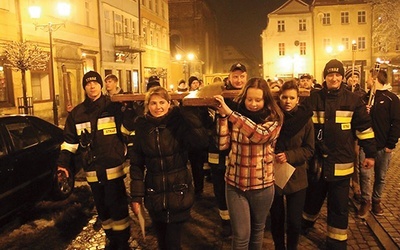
left=206, top=0, right=288, bottom=62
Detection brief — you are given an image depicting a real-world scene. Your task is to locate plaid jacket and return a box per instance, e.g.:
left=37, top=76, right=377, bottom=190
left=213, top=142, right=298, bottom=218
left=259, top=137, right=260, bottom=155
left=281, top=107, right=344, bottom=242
left=218, top=111, right=281, bottom=191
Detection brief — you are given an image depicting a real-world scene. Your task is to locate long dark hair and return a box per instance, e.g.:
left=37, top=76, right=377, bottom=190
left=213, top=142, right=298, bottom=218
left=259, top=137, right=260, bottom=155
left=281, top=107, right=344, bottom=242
left=234, top=77, right=283, bottom=125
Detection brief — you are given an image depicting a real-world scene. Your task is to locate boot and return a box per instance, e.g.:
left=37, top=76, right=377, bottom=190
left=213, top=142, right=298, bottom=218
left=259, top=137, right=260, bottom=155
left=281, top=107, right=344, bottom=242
left=221, top=219, right=232, bottom=237
left=104, top=229, right=117, bottom=250
left=372, top=200, right=384, bottom=216
left=357, top=200, right=371, bottom=219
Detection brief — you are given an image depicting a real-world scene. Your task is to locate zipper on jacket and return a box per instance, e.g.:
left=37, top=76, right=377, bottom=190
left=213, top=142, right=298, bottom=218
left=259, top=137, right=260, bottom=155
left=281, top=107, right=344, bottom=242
left=155, top=127, right=167, bottom=211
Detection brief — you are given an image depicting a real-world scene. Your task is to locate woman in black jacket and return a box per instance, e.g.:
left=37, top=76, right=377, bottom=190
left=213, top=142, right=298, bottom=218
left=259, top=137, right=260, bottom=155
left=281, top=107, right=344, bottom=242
left=129, top=86, right=208, bottom=250
left=270, top=80, right=315, bottom=250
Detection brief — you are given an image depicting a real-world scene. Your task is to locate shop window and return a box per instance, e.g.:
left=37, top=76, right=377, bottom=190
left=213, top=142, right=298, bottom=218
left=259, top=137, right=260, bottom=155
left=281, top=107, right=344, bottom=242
left=0, top=62, right=15, bottom=108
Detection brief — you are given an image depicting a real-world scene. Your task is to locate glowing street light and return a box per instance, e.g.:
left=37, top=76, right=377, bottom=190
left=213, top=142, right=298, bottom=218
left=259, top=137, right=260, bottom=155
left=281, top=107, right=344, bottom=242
left=175, top=53, right=196, bottom=80
left=29, top=2, right=71, bottom=126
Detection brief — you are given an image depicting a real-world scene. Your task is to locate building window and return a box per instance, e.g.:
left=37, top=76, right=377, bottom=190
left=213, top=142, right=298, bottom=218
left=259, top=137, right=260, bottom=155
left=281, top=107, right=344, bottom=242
left=342, top=38, right=349, bottom=50
left=149, top=0, right=153, bottom=11
left=104, top=10, right=111, bottom=34
left=323, top=38, right=331, bottom=48
left=299, top=19, right=306, bottom=31
left=358, top=37, right=366, bottom=50
left=143, top=27, right=147, bottom=45
left=278, top=20, right=285, bottom=32
left=31, top=71, right=50, bottom=102
left=396, top=44, right=400, bottom=51
left=341, top=12, right=349, bottom=24
left=124, top=18, right=129, bottom=37
left=0, top=64, right=14, bottom=107
left=278, top=43, right=285, bottom=56
left=300, top=42, right=306, bottom=55
left=155, top=0, right=159, bottom=14
left=155, top=32, right=159, bottom=48
left=322, top=13, right=331, bottom=25
left=85, top=1, right=90, bottom=27
left=132, top=20, right=136, bottom=38
left=115, top=14, right=122, bottom=34
left=358, top=11, right=366, bottom=23
left=161, top=2, right=165, bottom=19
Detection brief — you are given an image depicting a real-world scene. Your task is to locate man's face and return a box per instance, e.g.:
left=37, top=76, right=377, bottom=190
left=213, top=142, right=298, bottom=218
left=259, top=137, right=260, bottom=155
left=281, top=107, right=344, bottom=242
left=85, top=81, right=102, bottom=100
left=105, top=79, right=117, bottom=92
left=366, top=72, right=374, bottom=89
left=325, top=73, right=343, bottom=90
left=347, top=75, right=359, bottom=86
left=229, top=70, right=247, bottom=89
left=300, top=78, right=312, bottom=89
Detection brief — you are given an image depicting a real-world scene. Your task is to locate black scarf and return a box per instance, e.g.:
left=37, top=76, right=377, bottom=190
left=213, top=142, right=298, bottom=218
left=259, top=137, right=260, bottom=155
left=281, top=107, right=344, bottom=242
left=275, top=104, right=313, bottom=153
left=234, top=102, right=270, bottom=124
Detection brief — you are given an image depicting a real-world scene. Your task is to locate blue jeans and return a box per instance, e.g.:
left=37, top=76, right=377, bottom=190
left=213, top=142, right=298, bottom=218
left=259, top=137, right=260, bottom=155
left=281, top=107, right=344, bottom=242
left=226, top=184, right=274, bottom=250
left=359, top=148, right=392, bottom=202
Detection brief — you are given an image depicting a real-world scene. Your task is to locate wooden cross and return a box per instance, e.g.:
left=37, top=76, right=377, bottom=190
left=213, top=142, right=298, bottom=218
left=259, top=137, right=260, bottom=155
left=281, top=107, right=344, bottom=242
left=111, top=82, right=310, bottom=106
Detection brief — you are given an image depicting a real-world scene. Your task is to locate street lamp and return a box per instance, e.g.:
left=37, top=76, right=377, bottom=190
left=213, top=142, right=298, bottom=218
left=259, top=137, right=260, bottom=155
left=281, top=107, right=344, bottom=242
left=175, top=53, right=196, bottom=80
left=187, top=53, right=195, bottom=77
left=28, top=2, right=71, bottom=126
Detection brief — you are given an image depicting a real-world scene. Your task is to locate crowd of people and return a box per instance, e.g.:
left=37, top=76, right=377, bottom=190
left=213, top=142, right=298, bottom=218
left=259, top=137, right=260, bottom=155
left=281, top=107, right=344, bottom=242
left=55, top=58, right=400, bottom=250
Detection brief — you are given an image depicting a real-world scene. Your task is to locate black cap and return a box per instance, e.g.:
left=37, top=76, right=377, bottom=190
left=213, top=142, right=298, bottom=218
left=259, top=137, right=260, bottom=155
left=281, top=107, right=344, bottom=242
left=188, top=76, right=199, bottom=87
left=82, top=71, right=103, bottom=89
left=229, top=63, right=247, bottom=72
left=148, top=75, right=160, bottom=83
left=300, top=73, right=312, bottom=79
left=323, top=59, right=344, bottom=79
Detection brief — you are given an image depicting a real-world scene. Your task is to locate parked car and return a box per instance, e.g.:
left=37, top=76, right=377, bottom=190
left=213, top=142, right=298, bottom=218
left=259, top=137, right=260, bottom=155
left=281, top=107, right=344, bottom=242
left=0, top=114, right=75, bottom=221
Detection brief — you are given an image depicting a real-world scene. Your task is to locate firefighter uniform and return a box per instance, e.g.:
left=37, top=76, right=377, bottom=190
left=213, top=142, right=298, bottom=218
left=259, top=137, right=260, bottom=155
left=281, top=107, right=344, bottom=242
left=302, top=82, right=376, bottom=249
left=58, top=71, right=130, bottom=249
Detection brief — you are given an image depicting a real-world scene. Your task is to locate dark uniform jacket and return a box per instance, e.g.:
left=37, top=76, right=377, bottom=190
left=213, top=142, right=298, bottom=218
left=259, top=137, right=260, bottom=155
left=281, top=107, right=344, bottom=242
left=129, top=106, right=208, bottom=223
left=275, top=105, right=315, bottom=195
left=303, top=83, right=376, bottom=182
left=57, top=95, right=126, bottom=183
left=369, top=88, right=400, bottom=150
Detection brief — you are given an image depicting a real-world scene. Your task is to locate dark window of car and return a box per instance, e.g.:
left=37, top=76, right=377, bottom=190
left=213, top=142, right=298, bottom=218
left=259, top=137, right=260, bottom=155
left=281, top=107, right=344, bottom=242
left=0, top=133, right=6, bottom=157
left=5, top=122, right=41, bottom=150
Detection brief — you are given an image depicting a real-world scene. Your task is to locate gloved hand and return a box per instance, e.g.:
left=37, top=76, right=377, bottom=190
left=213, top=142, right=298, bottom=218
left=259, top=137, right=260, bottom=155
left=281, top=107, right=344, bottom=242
left=80, top=129, right=92, bottom=148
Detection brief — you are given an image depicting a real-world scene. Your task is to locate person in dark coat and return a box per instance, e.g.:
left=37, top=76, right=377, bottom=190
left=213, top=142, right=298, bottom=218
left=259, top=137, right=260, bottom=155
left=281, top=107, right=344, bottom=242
left=270, top=80, right=315, bottom=250
left=128, top=86, right=208, bottom=250
left=57, top=71, right=130, bottom=249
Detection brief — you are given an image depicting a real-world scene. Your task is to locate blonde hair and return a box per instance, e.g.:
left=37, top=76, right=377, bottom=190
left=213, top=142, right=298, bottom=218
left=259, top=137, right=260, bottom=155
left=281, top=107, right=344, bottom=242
left=144, top=86, right=171, bottom=115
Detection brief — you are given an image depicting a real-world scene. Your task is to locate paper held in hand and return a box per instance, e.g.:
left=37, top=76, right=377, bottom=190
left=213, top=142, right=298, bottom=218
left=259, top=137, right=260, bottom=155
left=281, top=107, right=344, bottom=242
left=274, top=162, right=296, bottom=189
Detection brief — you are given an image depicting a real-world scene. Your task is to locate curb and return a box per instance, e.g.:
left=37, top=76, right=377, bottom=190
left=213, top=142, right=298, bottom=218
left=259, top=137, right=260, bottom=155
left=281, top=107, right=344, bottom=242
left=350, top=198, right=398, bottom=249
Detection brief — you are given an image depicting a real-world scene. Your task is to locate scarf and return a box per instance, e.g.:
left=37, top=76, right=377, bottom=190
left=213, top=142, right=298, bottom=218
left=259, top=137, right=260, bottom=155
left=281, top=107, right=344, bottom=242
left=275, top=104, right=313, bottom=153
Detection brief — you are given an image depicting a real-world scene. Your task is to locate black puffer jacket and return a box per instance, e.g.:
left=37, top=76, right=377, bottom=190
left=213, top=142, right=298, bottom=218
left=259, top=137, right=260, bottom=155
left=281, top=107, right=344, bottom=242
left=129, top=106, right=208, bottom=223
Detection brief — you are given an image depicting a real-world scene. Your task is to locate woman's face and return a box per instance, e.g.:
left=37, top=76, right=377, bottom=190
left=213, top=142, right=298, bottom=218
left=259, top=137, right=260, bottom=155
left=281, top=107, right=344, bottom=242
left=279, top=89, right=299, bottom=112
left=148, top=94, right=170, bottom=117
left=244, top=87, right=264, bottom=112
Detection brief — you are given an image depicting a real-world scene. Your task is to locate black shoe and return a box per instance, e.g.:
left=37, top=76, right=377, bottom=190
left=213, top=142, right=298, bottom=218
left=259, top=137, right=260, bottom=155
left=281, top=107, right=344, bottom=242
left=221, top=219, right=232, bottom=237
left=93, top=216, right=102, bottom=231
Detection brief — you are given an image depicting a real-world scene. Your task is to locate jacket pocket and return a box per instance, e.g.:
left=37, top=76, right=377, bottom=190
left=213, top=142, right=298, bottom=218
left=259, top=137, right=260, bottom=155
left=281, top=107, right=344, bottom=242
left=144, top=168, right=194, bottom=212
